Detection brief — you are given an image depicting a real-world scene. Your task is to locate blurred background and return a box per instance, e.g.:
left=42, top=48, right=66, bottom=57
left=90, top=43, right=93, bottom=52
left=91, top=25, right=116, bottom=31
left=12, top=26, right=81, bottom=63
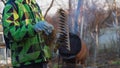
left=0, top=0, right=120, bottom=68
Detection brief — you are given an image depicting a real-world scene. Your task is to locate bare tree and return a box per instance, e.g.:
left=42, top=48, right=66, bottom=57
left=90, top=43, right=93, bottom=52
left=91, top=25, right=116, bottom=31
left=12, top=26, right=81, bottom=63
left=112, top=0, right=118, bottom=26
left=44, top=0, right=55, bottom=19
left=112, top=0, right=120, bottom=58
left=84, top=0, right=115, bottom=66
left=106, top=0, right=120, bottom=58
left=68, top=0, right=73, bottom=33
left=73, top=0, right=83, bottom=35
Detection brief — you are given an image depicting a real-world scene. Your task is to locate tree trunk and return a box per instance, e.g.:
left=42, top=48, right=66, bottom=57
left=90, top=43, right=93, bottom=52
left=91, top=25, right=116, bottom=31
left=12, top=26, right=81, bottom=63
left=74, top=0, right=83, bottom=35
left=68, top=0, right=73, bottom=33
left=94, top=24, right=99, bottom=66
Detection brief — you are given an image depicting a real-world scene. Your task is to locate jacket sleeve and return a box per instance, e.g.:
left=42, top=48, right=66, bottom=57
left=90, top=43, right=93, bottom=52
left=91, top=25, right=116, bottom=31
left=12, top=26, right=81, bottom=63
left=2, top=4, right=37, bottom=42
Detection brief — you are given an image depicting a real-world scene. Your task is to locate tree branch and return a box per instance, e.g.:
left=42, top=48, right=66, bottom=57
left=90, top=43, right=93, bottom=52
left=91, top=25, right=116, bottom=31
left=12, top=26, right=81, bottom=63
left=0, top=13, right=2, bottom=20
left=99, top=11, right=112, bottom=26
left=1, top=0, right=6, bottom=4
left=44, top=0, right=55, bottom=19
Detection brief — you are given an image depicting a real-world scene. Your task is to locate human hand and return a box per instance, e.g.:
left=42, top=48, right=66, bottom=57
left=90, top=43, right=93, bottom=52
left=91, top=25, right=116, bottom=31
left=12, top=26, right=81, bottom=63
left=34, top=21, right=54, bottom=35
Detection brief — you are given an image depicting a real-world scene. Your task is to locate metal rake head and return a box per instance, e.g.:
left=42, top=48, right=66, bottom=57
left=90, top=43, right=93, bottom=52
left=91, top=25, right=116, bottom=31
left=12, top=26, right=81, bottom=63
left=57, top=8, right=71, bottom=51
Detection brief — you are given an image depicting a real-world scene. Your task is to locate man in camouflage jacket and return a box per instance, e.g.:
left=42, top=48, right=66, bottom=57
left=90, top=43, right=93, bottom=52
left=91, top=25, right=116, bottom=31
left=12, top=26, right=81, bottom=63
left=2, top=0, right=54, bottom=68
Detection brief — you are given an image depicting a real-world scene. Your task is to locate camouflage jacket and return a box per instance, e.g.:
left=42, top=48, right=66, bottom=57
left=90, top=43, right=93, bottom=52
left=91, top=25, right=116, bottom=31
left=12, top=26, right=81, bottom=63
left=2, top=0, right=51, bottom=67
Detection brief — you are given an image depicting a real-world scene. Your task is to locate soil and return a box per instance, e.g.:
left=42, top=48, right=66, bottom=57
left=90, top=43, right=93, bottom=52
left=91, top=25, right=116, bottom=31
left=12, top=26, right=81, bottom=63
left=0, top=50, right=120, bottom=68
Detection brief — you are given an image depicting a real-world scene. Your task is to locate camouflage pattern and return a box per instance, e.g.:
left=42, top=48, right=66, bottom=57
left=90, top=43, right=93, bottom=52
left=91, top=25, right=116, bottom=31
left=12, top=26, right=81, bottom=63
left=2, top=0, right=51, bottom=67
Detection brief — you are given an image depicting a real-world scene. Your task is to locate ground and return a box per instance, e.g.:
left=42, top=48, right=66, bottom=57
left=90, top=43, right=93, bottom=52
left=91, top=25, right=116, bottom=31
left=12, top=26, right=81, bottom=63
left=0, top=50, right=120, bottom=68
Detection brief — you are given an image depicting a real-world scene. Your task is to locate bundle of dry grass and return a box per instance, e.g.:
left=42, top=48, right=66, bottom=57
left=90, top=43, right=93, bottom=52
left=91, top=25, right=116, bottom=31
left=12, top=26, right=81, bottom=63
left=43, top=29, right=56, bottom=47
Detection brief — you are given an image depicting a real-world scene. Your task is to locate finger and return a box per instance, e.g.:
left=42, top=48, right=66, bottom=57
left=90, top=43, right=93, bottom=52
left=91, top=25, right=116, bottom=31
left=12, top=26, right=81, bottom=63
left=44, top=31, right=49, bottom=35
